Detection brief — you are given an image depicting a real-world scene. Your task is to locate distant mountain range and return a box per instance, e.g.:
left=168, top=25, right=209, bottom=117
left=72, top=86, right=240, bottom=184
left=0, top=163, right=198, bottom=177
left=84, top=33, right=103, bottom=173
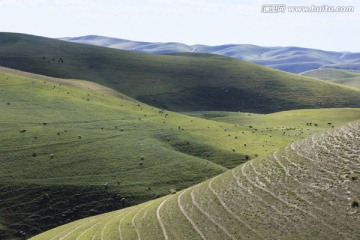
left=61, top=35, right=360, bottom=74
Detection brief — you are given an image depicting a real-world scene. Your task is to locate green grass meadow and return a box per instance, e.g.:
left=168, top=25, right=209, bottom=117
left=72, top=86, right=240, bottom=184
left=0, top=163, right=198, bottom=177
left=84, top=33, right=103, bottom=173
left=1, top=68, right=360, bottom=238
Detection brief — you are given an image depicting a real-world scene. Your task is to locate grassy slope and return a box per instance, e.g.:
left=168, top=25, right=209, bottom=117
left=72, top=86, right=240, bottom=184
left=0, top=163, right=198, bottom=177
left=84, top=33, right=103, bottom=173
left=0, top=69, right=221, bottom=239
left=32, top=121, right=360, bottom=240
left=301, top=68, right=360, bottom=88
left=1, top=33, right=360, bottom=113
left=1, top=69, right=360, bottom=239
left=184, top=108, right=360, bottom=130
left=1, top=68, right=359, bottom=239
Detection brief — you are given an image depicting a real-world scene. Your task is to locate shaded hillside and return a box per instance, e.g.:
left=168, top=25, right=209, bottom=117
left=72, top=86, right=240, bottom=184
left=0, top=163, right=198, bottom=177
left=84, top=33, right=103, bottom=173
left=1, top=33, right=360, bottom=113
left=32, top=122, right=360, bottom=240
left=62, top=35, right=360, bottom=73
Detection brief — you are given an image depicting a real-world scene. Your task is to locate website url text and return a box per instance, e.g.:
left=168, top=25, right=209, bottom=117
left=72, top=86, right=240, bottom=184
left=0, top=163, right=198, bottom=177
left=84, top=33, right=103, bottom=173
left=261, top=4, right=355, bottom=13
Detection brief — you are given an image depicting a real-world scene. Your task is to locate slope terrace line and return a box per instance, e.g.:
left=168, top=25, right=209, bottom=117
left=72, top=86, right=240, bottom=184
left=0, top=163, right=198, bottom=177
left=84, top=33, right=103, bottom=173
left=231, top=169, right=284, bottom=216
left=320, top=136, right=355, bottom=166
left=281, top=146, right=301, bottom=168
left=100, top=209, right=125, bottom=240
left=228, top=173, right=286, bottom=231
left=177, top=189, right=206, bottom=240
left=244, top=162, right=342, bottom=237
left=190, top=188, right=237, bottom=240
left=280, top=148, right=342, bottom=196
left=58, top=215, right=102, bottom=240
left=118, top=208, right=137, bottom=240
left=339, top=124, right=356, bottom=139
left=208, top=177, right=264, bottom=239
left=132, top=203, right=154, bottom=240
left=75, top=212, right=118, bottom=240
left=273, top=151, right=290, bottom=177
left=92, top=211, right=124, bottom=240
left=293, top=138, right=339, bottom=176
left=252, top=156, right=340, bottom=224
left=314, top=136, right=356, bottom=171
left=156, top=195, right=175, bottom=240
left=223, top=176, right=285, bottom=231
left=49, top=221, right=85, bottom=240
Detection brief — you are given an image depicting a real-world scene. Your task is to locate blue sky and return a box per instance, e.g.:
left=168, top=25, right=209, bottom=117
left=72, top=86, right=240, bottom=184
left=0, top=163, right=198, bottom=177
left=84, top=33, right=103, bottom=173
left=0, top=0, right=359, bottom=51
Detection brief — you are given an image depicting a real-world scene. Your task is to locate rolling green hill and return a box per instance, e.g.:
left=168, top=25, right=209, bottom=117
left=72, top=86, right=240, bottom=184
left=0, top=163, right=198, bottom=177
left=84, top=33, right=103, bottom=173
left=184, top=108, right=360, bottom=127
left=1, top=32, right=360, bottom=113
left=31, top=121, right=360, bottom=240
left=301, top=68, right=360, bottom=88
left=1, top=68, right=360, bottom=239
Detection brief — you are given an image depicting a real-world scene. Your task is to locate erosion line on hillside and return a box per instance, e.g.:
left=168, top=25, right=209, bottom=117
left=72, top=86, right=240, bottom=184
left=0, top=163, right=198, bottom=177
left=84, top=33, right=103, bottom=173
left=118, top=208, right=137, bottom=240
left=156, top=195, right=175, bottom=240
left=244, top=162, right=342, bottom=237
left=75, top=213, right=117, bottom=240
left=132, top=203, right=153, bottom=240
left=177, top=189, right=206, bottom=240
left=208, top=177, right=264, bottom=239
left=50, top=220, right=88, bottom=240
left=273, top=151, right=290, bottom=177
left=101, top=210, right=125, bottom=240
left=190, top=188, right=237, bottom=240
left=58, top=216, right=103, bottom=240
left=231, top=169, right=283, bottom=216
